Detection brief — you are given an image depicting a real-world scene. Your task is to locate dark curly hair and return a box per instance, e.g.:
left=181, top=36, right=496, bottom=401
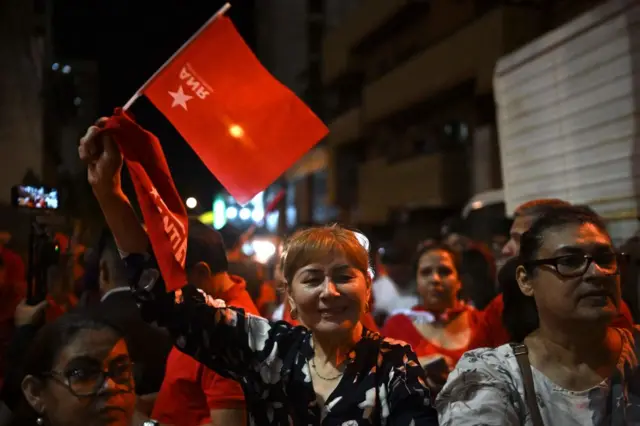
left=413, top=240, right=461, bottom=275
left=9, top=311, right=123, bottom=425
left=514, top=198, right=571, bottom=218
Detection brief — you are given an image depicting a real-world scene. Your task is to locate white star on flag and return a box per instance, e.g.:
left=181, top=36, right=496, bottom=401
left=168, top=86, right=192, bottom=110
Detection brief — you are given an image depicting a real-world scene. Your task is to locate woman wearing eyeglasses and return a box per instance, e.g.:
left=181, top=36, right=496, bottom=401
left=11, top=312, right=136, bottom=426
left=437, top=205, right=640, bottom=425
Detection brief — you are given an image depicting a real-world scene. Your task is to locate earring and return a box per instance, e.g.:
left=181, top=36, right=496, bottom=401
left=36, top=417, right=44, bottom=425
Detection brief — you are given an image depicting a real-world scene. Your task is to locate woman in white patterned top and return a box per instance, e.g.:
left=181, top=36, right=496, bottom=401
left=437, top=204, right=640, bottom=425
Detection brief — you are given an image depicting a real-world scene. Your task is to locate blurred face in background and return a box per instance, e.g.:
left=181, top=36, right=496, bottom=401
left=416, top=248, right=461, bottom=314
left=502, top=214, right=534, bottom=259
left=444, top=233, right=469, bottom=254
left=0, top=263, right=6, bottom=287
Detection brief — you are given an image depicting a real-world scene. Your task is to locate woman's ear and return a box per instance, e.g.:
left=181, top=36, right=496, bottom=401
left=286, top=288, right=298, bottom=320
left=99, top=259, right=109, bottom=285
left=191, top=261, right=211, bottom=278
left=187, top=262, right=211, bottom=287
left=21, top=375, right=46, bottom=416
left=516, top=265, right=535, bottom=297
left=284, top=283, right=292, bottom=306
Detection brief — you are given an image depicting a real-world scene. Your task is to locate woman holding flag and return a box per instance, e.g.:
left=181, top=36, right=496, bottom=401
left=78, top=113, right=439, bottom=425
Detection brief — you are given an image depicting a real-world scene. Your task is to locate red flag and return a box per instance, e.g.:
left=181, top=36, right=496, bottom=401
left=142, top=15, right=328, bottom=204
left=105, top=109, right=188, bottom=292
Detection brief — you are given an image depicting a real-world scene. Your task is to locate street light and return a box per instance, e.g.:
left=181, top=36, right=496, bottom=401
left=186, top=197, right=198, bottom=209
left=239, top=207, right=251, bottom=220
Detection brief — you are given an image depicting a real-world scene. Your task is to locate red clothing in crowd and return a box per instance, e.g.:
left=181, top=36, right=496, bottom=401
left=382, top=304, right=480, bottom=366
left=255, top=281, right=277, bottom=317
left=0, top=248, right=25, bottom=388
left=152, top=277, right=258, bottom=426
left=0, top=248, right=25, bottom=323
left=281, top=296, right=380, bottom=332
left=45, top=293, right=78, bottom=323
left=468, top=293, right=635, bottom=350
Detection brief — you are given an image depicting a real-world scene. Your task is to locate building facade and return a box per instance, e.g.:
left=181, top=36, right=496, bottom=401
left=0, top=0, right=99, bottom=252
left=255, top=0, right=360, bottom=231
left=0, top=0, right=51, bottom=205
left=322, top=0, right=605, bottom=241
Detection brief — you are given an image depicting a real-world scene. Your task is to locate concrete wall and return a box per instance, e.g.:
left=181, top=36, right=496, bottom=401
left=0, top=0, right=47, bottom=204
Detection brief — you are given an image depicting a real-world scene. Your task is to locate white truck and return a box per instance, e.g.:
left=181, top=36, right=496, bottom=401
left=494, top=0, right=640, bottom=244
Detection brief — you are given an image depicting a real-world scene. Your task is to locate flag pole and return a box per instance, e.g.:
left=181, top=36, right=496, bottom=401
left=123, top=2, right=232, bottom=110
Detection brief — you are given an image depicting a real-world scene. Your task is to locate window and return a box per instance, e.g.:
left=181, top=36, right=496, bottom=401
left=335, top=143, right=363, bottom=209
left=442, top=121, right=470, bottom=145
left=308, top=21, right=324, bottom=52
left=308, top=0, right=324, bottom=15
left=34, top=0, right=46, bottom=14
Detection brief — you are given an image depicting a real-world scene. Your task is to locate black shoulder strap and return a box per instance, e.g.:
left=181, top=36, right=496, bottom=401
left=511, top=343, right=545, bottom=426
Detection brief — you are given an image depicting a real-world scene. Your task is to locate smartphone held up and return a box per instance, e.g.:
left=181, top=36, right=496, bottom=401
left=12, top=185, right=59, bottom=210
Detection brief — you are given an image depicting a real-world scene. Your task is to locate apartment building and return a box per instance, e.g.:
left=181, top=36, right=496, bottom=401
left=0, top=0, right=52, bottom=205
left=323, top=0, right=604, bottom=239
left=255, top=0, right=360, bottom=230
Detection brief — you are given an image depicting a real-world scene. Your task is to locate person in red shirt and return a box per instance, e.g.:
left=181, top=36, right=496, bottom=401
left=0, top=249, right=26, bottom=388
left=382, top=242, right=480, bottom=369
left=256, top=280, right=278, bottom=318
left=44, top=258, right=79, bottom=323
left=0, top=247, right=26, bottom=324
left=469, top=199, right=633, bottom=350
left=152, top=221, right=257, bottom=426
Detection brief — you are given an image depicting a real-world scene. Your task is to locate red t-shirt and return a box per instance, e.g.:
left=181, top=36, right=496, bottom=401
left=0, top=248, right=25, bottom=388
left=468, top=293, right=635, bottom=350
left=382, top=304, right=480, bottom=366
left=152, top=277, right=258, bottom=426
left=45, top=293, right=78, bottom=323
left=0, top=248, right=25, bottom=322
left=256, top=281, right=277, bottom=317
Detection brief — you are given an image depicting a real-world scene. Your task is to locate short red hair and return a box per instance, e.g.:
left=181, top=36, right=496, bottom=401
left=281, top=225, right=370, bottom=285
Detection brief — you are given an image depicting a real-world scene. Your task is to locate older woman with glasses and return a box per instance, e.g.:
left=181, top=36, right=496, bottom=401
left=12, top=311, right=136, bottom=426
left=437, top=205, right=640, bottom=425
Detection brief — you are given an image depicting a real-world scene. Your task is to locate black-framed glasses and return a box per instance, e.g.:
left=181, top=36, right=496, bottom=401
left=525, top=252, right=625, bottom=278
left=45, top=360, right=134, bottom=397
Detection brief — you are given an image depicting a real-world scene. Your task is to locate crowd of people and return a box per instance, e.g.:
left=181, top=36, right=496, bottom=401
left=0, top=116, right=637, bottom=425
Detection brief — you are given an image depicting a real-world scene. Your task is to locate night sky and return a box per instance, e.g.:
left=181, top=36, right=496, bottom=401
left=53, top=0, right=256, bottom=208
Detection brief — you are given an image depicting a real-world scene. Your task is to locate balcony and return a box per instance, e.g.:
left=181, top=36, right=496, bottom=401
left=362, top=6, right=542, bottom=123
left=322, top=0, right=429, bottom=85
left=285, top=147, right=328, bottom=182
left=354, top=150, right=469, bottom=224
left=327, top=107, right=362, bottom=146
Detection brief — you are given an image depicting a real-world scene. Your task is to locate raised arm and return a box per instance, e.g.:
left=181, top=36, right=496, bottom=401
left=78, top=118, right=148, bottom=254
left=79, top=117, right=292, bottom=381
left=124, top=250, right=288, bottom=380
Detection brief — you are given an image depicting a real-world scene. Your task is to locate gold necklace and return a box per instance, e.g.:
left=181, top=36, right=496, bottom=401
left=310, top=358, right=344, bottom=381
